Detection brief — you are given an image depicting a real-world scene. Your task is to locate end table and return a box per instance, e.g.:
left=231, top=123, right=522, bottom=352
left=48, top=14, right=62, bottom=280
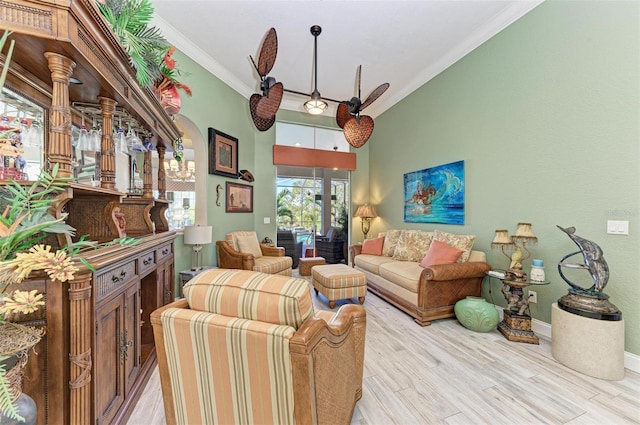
left=178, top=266, right=217, bottom=298
left=486, top=272, right=549, bottom=344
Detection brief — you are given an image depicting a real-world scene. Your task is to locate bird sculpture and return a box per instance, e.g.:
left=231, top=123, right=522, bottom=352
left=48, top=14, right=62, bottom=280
left=509, top=246, right=523, bottom=270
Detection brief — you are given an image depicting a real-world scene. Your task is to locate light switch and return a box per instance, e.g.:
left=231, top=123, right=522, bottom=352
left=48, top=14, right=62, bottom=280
left=607, top=220, right=629, bottom=235
left=263, top=217, right=271, bottom=224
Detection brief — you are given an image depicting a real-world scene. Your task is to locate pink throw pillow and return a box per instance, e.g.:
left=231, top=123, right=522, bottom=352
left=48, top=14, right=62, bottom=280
left=419, top=239, right=464, bottom=267
left=361, top=236, right=384, bottom=255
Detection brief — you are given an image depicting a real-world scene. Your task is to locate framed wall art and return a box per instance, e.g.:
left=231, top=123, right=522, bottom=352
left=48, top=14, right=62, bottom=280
left=208, top=127, right=238, bottom=178
left=404, top=160, right=465, bottom=225
left=226, top=181, right=253, bottom=213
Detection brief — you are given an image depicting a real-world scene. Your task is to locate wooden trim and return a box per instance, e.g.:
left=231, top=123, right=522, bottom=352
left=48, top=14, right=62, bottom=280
left=273, top=145, right=356, bottom=170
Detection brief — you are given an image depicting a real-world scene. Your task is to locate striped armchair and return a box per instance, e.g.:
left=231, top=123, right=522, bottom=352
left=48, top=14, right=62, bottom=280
left=217, top=231, right=293, bottom=275
left=151, top=269, right=366, bottom=425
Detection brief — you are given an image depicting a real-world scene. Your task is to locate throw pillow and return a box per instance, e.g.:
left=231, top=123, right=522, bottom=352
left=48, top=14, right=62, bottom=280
left=392, top=230, right=434, bottom=262
left=419, top=239, right=464, bottom=267
left=361, top=236, right=384, bottom=255
left=382, top=229, right=403, bottom=257
left=236, top=234, right=263, bottom=258
left=432, top=229, right=476, bottom=262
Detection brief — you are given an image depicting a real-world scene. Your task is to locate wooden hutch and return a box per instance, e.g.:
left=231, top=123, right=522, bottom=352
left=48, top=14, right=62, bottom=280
left=1, top=1, right=181, bottom=424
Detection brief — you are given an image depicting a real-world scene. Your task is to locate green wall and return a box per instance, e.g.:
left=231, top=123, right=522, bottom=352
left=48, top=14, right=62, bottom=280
left=367, top=1, right=639, bottom=354
left=169, top=0, right=638, bottom=355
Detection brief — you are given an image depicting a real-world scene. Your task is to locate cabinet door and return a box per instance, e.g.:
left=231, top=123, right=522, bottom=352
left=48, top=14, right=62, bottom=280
left=95, top=294, right=125, bottom=425
left=123, top=282, right=141, bottom=395
left=162, top=260, right=175, bottom=305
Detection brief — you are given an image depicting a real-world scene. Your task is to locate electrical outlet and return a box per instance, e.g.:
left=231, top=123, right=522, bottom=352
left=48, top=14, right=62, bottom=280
left=528, top=291, right=537, bottom=304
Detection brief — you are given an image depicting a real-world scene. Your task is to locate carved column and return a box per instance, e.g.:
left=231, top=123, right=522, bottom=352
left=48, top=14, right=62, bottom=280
left=44, top=52, right=76, bottom=177
left=98, top=97, right=117, bottom=189
left=142, top=149, right=153, bottom=198
left=67, top=271, right=93, bottom=425
left=157, top=145, right=167, bottom=200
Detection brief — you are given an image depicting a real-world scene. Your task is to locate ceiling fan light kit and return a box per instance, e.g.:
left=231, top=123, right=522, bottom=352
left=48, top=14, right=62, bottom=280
left=249, top=25, right=389, bottom=147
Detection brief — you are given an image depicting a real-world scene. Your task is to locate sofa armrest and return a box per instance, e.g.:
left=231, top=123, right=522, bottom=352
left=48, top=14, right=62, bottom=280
left=349, top=244, right=363, bottom=266
left=216, top=240, right=255, bottom=270
left=261, top=244, right=285, bottom=257
left=421, top=261, right=491, bottom=281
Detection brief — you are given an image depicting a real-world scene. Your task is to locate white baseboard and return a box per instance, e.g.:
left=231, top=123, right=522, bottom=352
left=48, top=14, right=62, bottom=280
left=496, top=307, right=639, bottom=374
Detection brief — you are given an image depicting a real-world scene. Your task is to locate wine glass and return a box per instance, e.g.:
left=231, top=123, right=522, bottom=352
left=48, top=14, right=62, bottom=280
left=25, top=116, right=43, bottom=148
left=76, top=117, right=90, bottom=151
left=88, top=119, right=101, bottom=152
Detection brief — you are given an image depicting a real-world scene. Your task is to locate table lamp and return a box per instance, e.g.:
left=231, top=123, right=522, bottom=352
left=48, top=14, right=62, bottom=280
left=354, top=204, right=378, bottom=240
left=183, top=225, right=212, bottom=271
left=491, top=222, right=538, bottom=281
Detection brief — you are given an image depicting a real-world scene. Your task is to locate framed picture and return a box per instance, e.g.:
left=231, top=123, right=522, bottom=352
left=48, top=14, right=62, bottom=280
left=404, top=160, right=465, bottom=225
left=226, top=181, right=253, bottom=213
left=209, top=127, right=238, bottom=178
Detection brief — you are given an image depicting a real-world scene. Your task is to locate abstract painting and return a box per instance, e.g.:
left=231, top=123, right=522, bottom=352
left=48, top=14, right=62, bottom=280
left=404, top=160, right=465, bottom=224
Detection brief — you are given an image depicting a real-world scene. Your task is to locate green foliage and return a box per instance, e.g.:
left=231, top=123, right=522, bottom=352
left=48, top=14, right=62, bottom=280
left=98, top=0, right=170, bottom=88
left=0, top=355, right=23, bottom=422
left=0, top=164, right=76, bottom=262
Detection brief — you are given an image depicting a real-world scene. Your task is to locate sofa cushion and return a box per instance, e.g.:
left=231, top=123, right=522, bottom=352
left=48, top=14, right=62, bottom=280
left=392, top=230, right=434, bottom=262
left=184, top=269, right=312, bottom=329
left=419, top=239, right=464, bottom=267
left=433, top=229, right=476, bottom=263
left=378, top=261, right=424, bottom=293
left=354, top=253, right=396, bottom=275
left=236, top=233, right=263, bottom=258
left=226, top=231, right=258, bottom=252
left=361, top=236, right=384, bottom=255
left=381, top=229, right=402, bottom=257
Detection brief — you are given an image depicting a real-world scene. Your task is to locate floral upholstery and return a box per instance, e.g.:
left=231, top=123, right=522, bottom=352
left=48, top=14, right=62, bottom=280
left=432, top=229, right=476, bottom=262
left=381, top=229, right=402, bottom=257
left=392, top=230, right=434, bottom=262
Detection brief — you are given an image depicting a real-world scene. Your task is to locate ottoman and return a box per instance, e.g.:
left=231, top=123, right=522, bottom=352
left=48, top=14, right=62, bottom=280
left=311, top=264, right=366, bottom=308
left=299, top=256, right=326, bottom=276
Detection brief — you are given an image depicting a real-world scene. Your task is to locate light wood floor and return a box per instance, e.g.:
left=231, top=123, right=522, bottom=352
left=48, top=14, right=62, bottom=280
left=128, top=278, right=640, bottom=425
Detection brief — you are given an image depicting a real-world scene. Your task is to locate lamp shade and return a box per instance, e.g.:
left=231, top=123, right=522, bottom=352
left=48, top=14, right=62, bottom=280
left=183, top=225, right=212, bottom=245
left=354, top=204, right=378, bottom=219
left=491, top=229, right=513, bottom=245
left=514, top=222, right=536, bottom=238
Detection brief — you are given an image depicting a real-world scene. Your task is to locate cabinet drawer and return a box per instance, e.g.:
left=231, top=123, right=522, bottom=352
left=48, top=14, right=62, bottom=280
left=95, top=261, right=137, bottom=302
left=156, top=243, right=173, bottom=263
left=138, top=250, right=156, bottom=275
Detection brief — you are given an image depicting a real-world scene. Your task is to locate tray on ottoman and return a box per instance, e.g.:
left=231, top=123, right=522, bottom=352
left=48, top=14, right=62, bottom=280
left=311, top=264, right=366, bottom=308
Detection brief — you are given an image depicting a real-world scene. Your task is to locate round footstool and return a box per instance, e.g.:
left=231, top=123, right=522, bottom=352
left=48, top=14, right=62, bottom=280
left=311, top=264, right=366, bottom=308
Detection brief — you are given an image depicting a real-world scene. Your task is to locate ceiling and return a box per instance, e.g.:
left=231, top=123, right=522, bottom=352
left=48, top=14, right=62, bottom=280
left=152, top=1, right=542, bottom=119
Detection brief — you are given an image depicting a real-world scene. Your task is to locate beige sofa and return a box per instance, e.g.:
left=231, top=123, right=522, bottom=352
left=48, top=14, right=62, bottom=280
left=350, top=229, right=491, bottom=326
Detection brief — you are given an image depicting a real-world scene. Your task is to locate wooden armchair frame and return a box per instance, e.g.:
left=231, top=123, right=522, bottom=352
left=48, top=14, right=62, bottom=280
left=152, top=300, right=366, bottom=425
left=216, top=240, right=286, bottom=270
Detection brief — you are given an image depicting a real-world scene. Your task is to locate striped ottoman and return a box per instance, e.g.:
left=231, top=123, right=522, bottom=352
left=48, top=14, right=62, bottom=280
left=311, top=264, right=366, bottom=308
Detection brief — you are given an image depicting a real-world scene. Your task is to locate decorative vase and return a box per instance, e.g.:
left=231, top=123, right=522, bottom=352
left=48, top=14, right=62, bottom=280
left=454, top=296, right=500, bottom=332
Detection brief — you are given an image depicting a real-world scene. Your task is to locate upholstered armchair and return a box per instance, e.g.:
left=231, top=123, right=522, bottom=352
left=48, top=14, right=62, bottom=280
left=151, top=269, right=366, bottom=425
left=217, top=230, right=293, bottom=275
left=277, top=229, right=303, bottom=268
left=315, top=226, right=345, bottom=264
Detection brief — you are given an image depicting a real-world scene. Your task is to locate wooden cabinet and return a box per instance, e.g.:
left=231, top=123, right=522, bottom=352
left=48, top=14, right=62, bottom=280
left=0, top=1, right=182, bottom=424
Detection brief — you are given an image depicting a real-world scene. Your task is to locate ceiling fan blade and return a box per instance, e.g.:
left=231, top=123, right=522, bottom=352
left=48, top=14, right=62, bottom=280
left=344, top=115, right=374, bottom=148
left=250, top=94, right=276, bottom=131
left=256, top=82, right=283, bottom=118
left=360, top=83, right=390, bottom=111
left=336, top=103, right=350, bottom=129
left=257, top=28, right=278, bottom=77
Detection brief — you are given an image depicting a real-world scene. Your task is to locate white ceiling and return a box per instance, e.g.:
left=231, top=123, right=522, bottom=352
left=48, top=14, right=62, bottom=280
left=152, top=0, right=543, bottom=119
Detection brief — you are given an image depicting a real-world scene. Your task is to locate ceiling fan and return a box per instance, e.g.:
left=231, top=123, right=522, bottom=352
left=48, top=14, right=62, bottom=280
left=248, top=26, right=389, bottom=148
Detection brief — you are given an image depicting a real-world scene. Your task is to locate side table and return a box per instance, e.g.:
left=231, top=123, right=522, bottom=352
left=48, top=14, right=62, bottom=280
left=487, top=273, right=549, bottom=344
left=178, top=266, right=217, bottom=298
